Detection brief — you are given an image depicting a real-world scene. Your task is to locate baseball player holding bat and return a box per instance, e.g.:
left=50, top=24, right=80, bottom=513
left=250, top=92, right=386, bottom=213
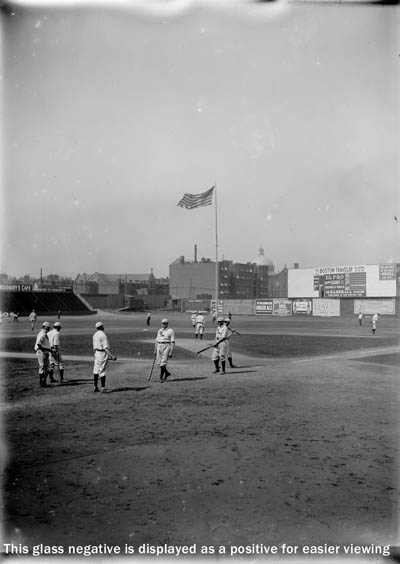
left=211, top=317, right=229, bottom=374
left=155, top=318, right=175, bottom=382
left=92, top=321, right=117, bottom=393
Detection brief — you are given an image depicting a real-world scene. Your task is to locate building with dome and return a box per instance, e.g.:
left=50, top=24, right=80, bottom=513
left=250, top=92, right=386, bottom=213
left=253, top=246, right=274, bottom=272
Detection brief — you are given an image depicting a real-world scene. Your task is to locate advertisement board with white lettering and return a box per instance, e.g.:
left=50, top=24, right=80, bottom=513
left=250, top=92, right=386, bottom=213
left=312, top=298, right=340, bottom=317
left=255, top=300, right=273, bottom=315
left=273, top=299, right=292, bottom=316
left=354, top=299, right=395, bottom=315
left=293, top=299, right=312, bottom=315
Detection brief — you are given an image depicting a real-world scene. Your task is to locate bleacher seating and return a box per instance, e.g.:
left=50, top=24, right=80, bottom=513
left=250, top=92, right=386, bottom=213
left=0, top=291, right=95, bottom=316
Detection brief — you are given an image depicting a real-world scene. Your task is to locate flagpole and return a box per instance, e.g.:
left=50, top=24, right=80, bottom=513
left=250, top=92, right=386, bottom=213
left=214, top=184, right=219, bottom=311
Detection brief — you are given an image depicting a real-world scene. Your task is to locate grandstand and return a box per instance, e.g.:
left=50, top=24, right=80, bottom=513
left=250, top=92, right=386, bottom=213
left=0, top=288, right=96, bottom=316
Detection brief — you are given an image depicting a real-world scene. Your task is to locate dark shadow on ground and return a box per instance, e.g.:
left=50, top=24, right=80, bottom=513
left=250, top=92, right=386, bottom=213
left=164, top=377, right=208, bottom=382
left=109, top=386, right=150, bottom=393
left=223, top=370, right=258, bottom=375
left=58, top=379, right=92, bottom=385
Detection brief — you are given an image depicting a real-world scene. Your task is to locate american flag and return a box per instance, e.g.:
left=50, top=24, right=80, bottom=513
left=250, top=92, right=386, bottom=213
left=177, top=186, right=215, bottom=210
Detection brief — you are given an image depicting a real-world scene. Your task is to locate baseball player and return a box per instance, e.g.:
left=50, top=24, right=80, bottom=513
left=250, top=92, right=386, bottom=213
left=155, top=318, right=175, bottom=382
left=29, top=309, right=37, bottom=331
left=195, top=311, right=205, bottom=340
left=34, top=321, right=55, bottom=387
left=146, top=312, right=151, bottom=326
left=92, top=321, right=117, bottom=393
left=371, top=313, right=379, bottom=334
left=191, top=312, right=197, bottom=328
left=212, top=317, right=229, bottom=374
left=224, top=318, right=238, bottom=369
left=48, top=321, right=65, bottom=383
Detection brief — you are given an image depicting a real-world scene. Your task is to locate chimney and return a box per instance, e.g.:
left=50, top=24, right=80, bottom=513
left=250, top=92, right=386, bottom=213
left=194, top=244, right=198, bottom=263
left=294, top=263, right=299, bottom=269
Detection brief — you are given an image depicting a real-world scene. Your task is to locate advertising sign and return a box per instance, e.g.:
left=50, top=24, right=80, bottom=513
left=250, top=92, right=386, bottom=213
left=211, top=300, right=224, bottom=314
left=293, top=299, right=312, bottom=315
left=273, top=299, right=292, bottom=316
left=313, top=298, right=340, bottom=317
left=0, top=284, right=33, bottom=292
left=379, top=264, right=396, bottom=281
left=255, top=299, right=273, bottom=315
left=322, top=272, right=366, bottom=298
left=354, top=299, right=395, bottom=315
left=314, top=265, right=366, bottom=275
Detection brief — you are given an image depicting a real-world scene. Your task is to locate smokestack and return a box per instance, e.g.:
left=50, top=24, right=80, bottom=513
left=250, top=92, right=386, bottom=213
left=194, top=244, right=198, bottom=263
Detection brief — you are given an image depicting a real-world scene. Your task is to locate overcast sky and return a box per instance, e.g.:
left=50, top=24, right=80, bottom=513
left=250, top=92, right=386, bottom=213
left=2, top=1, right=399, bottom=279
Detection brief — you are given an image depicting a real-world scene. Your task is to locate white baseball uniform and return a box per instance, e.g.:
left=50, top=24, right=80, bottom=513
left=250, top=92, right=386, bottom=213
left=93, top=329, right=111, bottom=377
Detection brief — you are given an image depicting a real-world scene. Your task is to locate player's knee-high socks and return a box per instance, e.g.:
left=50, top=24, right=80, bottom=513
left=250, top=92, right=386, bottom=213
left=221, top=360, right=226, bottom=374
left=93, top=374, right=99, bottom=391
left=213, top=360, right=220, bottom=373
left=100, top=376, right=106, bottom=389
left=60, top=369, right=64, bottom=382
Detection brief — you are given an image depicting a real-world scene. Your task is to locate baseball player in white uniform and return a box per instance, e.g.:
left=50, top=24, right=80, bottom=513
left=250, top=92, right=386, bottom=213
left=92, top=321, right=117, bottom=392
left=29, top=309, right=37, bottom=331
left=371, top=313, right=378, bottom=334
left=212, top=317, right=229, bottom=374
left=34, top=321, right=55, bottom=387
left=224, top=318, right=238, bottom=369
left=195, top=312, right=205, bottom=339
left=48, top=321, right=65, bottom=383
left=191, top=312, right=197, bottom=328
left=155, top=318, right=175, bottom=382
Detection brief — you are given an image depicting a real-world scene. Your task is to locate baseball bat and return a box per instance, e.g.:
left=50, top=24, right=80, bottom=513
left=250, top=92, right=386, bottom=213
left=147, top=355, right=156, bottom=381
left=197, top=336, right=228, bottom=354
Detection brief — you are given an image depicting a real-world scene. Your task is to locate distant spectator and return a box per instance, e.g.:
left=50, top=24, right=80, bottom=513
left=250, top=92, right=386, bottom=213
left=57, top=309, right=62, bottom=320
left=358, top=312, right=363, bottom=326
left=13, top=312, right=20, bottom=323
left=146, top=312, right=151, bottom=326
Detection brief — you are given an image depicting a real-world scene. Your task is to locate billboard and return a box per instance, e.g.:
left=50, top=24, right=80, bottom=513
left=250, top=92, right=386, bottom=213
left=211, top=300, right=224, bottom=314
left=314, top=265, right=367, bottom=298
left=313, top=298, right=340, bottom=317
left=255, top=299, right=273, bottom=315
left=379, top=264, right=396, bottom=281
left=293, top=299, right=312, bottom=315
left=273, top=299, right=292, bottom=316
left=354, top=299, right=395, bottom=315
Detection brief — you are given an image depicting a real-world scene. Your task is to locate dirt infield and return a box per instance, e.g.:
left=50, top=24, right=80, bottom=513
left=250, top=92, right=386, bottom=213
left=1, top=312, right=399, bottom=560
